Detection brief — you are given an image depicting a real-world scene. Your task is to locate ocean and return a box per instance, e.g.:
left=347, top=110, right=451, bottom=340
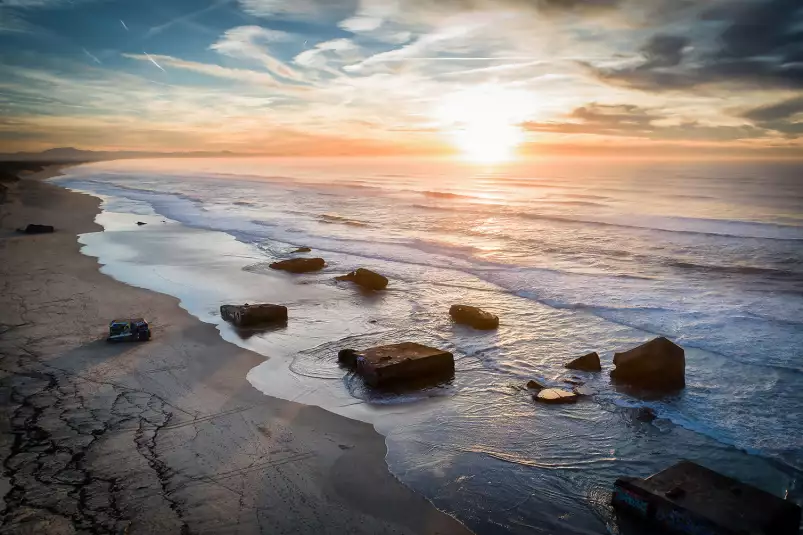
left=54, top=157, right=803, bottom=534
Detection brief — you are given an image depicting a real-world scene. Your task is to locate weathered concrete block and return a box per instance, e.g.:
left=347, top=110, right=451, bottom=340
left=269, top=258, right=325, bottom=273
left=612, top=460, right=801, bottom=535
left=611, top=337, right=685, bottom=390
left=449, top=305, right=499, bottom=330
left=340, top=342, right=454, bottom=386
left=220, top=304, right=288, bottom=327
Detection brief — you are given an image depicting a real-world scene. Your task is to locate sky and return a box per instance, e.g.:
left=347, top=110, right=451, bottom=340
left=0, top=0, right=802, bottom=158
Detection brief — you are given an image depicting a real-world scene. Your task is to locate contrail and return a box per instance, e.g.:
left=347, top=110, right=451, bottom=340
left=120, top=19, right=129, bottom=31
left=82, top=48, right=101, bottom=64
left=144, top=52, right=166, bottom=72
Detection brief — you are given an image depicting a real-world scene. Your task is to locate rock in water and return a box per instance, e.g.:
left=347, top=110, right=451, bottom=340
left=338, top=348, right=360, bottom=368
left=565, top=351, right=602, bottom=372
left=269, top=257, right=325, bottom=273
left=18, top=224, right=54, bottom=234
left=336, top=268, right=388, bottom=291
left=534, top=388, right=578, bottom=404
left=611, top=337, right=685, bottom=390
left=345, top=342, right=454, bottom=387
left=636, top=407, right=657, bottom=422
left=526, top=379, right=547, bottom=390
left=136, top=221, right=147, bottom=226
left=449, top=305, right=499, bottom=330
left=292, top=246, right=311, bottom=253
left=220, top=304, right=288, bottom=327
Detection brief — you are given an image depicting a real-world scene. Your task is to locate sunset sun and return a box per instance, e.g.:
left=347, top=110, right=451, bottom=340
left=436, top=85, right=532, bottom=163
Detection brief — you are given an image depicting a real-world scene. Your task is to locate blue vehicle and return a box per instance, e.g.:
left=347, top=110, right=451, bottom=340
left=107, top=318, right=151, bottom=342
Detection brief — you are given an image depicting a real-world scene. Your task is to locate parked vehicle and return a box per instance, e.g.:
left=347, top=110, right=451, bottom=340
left=107, top=318, right=151, bottom=342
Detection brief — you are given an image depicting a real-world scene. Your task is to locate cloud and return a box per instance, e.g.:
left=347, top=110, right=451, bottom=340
left=739, top=96, right=803, bottom=136
left=209, top=26, right=304, bottom=82
left=523, top=103, right=766, bottom=141
left=145, top=0, right=231, bottom=38
left=588, top=0, right=803, bottom=91
left=123, top=53, right=304, bottom=88
left=293, top=38, right=358, bottom=69
left=236, top=0, right=348, bottom=19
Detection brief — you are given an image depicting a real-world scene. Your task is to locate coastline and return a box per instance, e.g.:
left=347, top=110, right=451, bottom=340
left=0, top=166, right=472, bottom=534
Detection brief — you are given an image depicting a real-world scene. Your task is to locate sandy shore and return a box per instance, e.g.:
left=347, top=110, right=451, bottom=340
left=0, top=166, right=473, bottom=534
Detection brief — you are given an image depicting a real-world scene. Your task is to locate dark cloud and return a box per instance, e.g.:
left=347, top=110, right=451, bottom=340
left=741, top=96, right=803, bottom=122
left=739, top=96, right=803, bottom=136
left=588, top=0, right=803, bottom=91
left=523, top=103, right=766, bottom=140
left=641, top=34, right=688, bottom=68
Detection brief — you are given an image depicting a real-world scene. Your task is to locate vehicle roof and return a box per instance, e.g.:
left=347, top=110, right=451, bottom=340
left=110, top=318, right=146, bottom=324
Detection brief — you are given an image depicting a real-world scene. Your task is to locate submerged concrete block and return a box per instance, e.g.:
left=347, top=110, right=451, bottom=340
left=341, top=342, right=454, bottom=386
left=220, top=304, right=288, bottom=327
left=612, top=460, right=801, bottom=535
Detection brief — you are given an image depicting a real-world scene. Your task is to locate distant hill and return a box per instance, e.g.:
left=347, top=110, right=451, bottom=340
left=0, top=147, right=245, bottom=162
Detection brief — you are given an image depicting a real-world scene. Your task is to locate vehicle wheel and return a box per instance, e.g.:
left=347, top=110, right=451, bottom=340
left=138, top=331, right=148, bottom=342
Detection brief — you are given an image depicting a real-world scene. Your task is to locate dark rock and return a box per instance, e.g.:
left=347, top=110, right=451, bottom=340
left=565, top=351, right=601, bottom=372
left=136, top=221, right=147, bottom=226
left=0, top=183, right=7, bottom=203
left=269, top=257, right=325, bottom=273
left=611, top=337, right=685, bottom=390
left=449, top=305, right=499, bottom=330
left=292, top=246, right=312, bottom=253
left=613, top=460, right=801, bottom=535
left=336, top=268, right=388, bottom=291
left=526, top=379, right=547, bottom=390
left=17, top=224, right=54, bottom=234
left=220, top=304, right=288, bottom=327
left=344, top=342, right=454, bottom=387
left=338, top=348, right=360, bottom=368
left=635, top=407, right=657, bottom=422
left=534, top=388, right=578, bottom=404
left=573, top=385, right=594, bottom=396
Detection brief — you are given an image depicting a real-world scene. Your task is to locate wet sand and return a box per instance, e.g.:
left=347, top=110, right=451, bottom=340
left=0, top=166, right=472, bottom=534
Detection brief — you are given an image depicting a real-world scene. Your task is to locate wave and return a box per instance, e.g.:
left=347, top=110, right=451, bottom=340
left=421, top=190, right=474, bottom=200
left=517, top=212, right=803, bottom=241
left=318, top=214, right=370, bottom=227
left=667, top=260, right=803, bottom=279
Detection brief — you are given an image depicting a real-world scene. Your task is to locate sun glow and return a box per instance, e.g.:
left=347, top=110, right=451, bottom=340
left=436, top=85, right=533, bottom=164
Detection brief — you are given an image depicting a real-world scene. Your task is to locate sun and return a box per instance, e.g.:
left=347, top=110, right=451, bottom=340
left=436, top=85, right=533, bottom=164
left=453, top=121, right=524, bottom=164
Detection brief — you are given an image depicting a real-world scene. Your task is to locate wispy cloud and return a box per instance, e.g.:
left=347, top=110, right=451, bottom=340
left=145, top=0, right=232, bottom=38
left=210, top=25, right=305, bottom=82
left=123, top=53, right=309, bottom=90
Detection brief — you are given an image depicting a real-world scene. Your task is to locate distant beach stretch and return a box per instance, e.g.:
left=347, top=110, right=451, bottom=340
left=7, top=156, right=794, bottom=534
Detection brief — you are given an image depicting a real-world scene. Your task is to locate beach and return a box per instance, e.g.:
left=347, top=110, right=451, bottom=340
left=0, top=166, right=473, bottom=534
left=3, top=158, right=801, bottom=535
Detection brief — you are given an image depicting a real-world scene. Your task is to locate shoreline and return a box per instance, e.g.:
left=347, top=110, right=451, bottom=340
left=0, top=166, right=473, bottom=534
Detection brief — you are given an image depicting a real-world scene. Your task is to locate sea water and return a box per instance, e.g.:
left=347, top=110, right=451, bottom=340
left=54, top=157, right=803, bottom=534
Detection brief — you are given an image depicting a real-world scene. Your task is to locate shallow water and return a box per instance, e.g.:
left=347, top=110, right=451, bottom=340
left=55, top=157, right=803, bottom=534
